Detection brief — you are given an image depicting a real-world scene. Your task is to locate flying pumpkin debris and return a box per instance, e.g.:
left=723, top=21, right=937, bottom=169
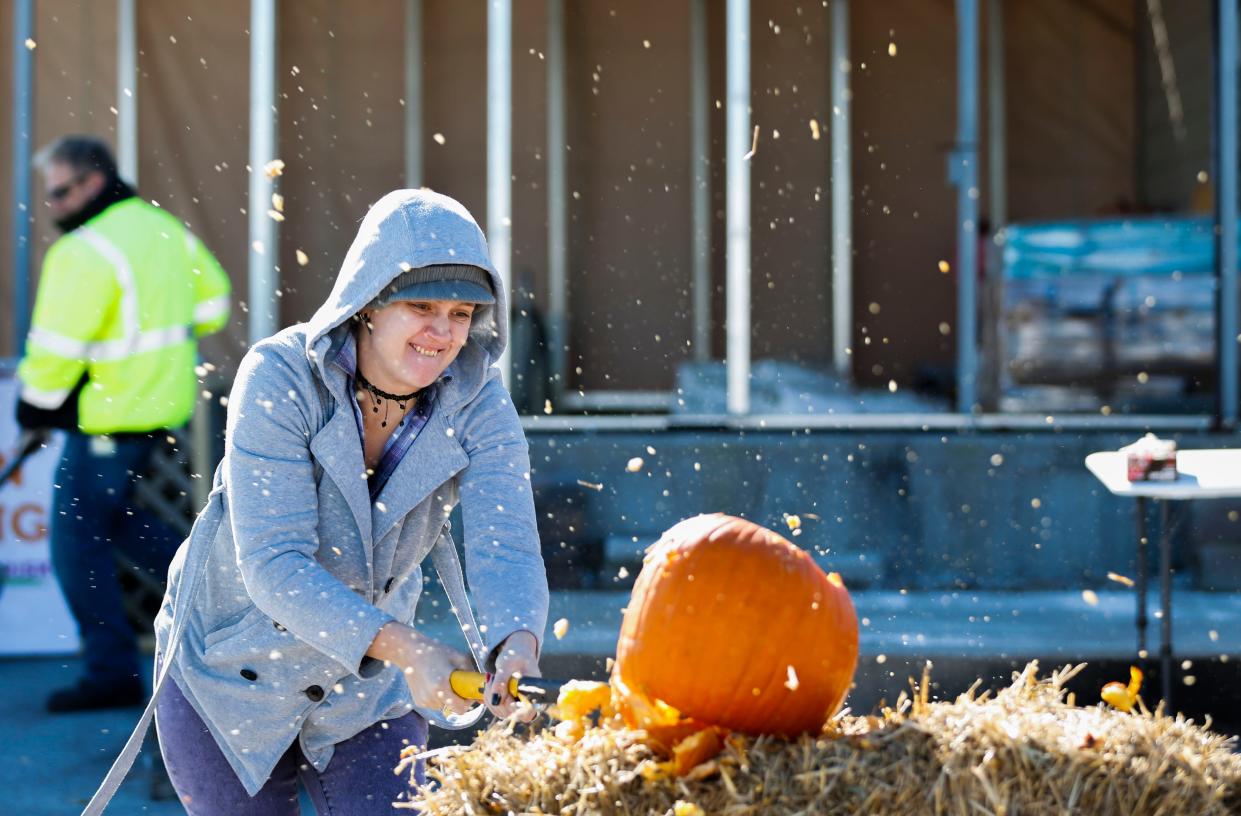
left=1101, top=665, right=1143, bottom=713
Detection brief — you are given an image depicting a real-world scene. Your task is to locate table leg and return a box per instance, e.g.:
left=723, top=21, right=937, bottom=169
left=1159, top=499, right=1173, bottom=708
left=1135, top=496, right=1147, bottom=668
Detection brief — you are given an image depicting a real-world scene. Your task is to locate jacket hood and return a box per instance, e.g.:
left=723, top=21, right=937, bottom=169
left=304, top=189, right=507, bottom=403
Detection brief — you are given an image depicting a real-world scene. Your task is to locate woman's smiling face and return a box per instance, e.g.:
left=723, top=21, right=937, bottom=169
left=357, top=299, right=476, bottom=393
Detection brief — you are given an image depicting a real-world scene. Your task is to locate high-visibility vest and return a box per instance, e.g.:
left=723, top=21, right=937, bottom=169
left=17, top=197, right=231, bottom=434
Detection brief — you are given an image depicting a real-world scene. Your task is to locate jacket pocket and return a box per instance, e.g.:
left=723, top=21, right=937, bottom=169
left=203, top=606, right=265, bottom=651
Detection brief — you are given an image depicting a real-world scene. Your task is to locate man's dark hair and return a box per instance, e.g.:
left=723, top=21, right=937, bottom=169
left=34, top=135, right=118, bottom=181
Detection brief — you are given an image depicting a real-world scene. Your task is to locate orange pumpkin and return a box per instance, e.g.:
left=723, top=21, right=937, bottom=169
left=613, top=513, right=858, bottom=738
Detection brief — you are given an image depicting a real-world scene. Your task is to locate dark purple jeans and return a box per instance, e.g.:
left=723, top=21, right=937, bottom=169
left=155, top=675, right=428, bottom=814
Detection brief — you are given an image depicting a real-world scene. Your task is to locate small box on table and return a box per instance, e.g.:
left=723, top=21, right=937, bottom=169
left=1122, top=434, right=1178, bottom=482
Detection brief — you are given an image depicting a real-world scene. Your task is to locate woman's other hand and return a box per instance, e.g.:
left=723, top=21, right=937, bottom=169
left=369, top=622, right=475, bottom=715
left=485, top=630, right=540, bottom=722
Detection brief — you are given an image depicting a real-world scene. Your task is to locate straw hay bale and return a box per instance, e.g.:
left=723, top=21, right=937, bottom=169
left=401, top=663, right=1241, bottom=815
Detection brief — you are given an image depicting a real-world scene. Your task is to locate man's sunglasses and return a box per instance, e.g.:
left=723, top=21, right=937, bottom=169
left=47, top=174, right=88, bottom=202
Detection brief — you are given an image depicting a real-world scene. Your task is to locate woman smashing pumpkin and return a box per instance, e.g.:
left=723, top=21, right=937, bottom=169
left=139, top=190, right=547, bottom=813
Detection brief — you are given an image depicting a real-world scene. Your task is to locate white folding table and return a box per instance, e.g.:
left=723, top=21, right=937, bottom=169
left=1085, top=448, right=1241, bottom=706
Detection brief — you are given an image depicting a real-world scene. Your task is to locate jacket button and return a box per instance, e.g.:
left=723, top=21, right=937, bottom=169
left=384, top=577, right=395, bottom=593
left=304, top=685, right=325, bottom=703
left=240, top=669, right=258, bottom=681
left=273, top=621, right=286, bottom=632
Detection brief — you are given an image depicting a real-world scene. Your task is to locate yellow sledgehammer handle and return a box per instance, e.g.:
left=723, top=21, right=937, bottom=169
left=449, top=670, right=515, bottom=700
left=449, top=670, right=564, bottom=701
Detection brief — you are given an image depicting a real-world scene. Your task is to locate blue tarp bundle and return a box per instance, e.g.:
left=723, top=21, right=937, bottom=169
left=1000, top=218, right=1216, bottom=403
left=1002, top=217, right=1218, bottom=281
left=1002, top=217, right=1216, bottom=315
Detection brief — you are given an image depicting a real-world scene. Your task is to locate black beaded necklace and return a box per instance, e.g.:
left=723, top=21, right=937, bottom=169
left=355, top=370, right=419, bottom=429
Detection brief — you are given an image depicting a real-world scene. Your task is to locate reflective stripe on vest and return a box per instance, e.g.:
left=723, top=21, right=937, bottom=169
left=194, top=295, right=230, bottom=324
left=19, top=381, right=74, bottom=409
left=76, top=227, right=139, bottom=349
left=48, top=227, right=193, bottom=361
left=27, top=324, right=190, bottom=363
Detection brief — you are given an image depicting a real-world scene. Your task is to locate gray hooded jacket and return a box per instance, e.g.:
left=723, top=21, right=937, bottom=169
left=151, top=189, right=549, bottom=796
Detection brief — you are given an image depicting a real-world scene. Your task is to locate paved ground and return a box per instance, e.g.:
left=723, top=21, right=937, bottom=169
left=3, top=657, right=186, bottom=815
left=4, top=588, right=1239, bottom=814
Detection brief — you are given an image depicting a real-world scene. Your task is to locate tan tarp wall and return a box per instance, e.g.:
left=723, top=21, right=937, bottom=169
left=1, top=0, right=1148, bottom=394
left=1007, top=0, right=1136, bottom=221
left=849, top=0, right=960, bottom=385
left=1138, top=0, right=1213, bottom=212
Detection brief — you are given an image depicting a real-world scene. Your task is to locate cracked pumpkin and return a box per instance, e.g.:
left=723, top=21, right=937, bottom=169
left=612, top=513, right=859, bottom=748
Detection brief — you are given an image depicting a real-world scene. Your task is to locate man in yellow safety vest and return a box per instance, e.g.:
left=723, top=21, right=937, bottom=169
left=15, top=136, right=231, bottom=712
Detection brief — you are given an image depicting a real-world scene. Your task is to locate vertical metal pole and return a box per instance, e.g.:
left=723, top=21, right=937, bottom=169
left=725, top=0, right=750, bottom=415
left=117, top=0, right=139, bottom=186
left=1158, top=499, right=1173, bottom=706
left=1135, top=496, right=1148, bottom=666
left=1135, top=0, right=1148, bottom=209
left=1216, top=0, right=1238, bottom=427
left=547, top=0, right=568, bottom=397
left=191, top=384, right=212, bottom=511
left=248, top=0, right=278, bottom=345
left=986, top=0, right=1005, bottom=229
left=690, top=0, right=711, bottom=362
left=980, top=0, right=1006, bottom=408
left=11, top=0, right=35, bottom=353
left=953, top=0, right=980, bottom=413
left=488, top=0, right=513, bottom=384
left=830, top=0, right=853, bottom=383
left=404, top=0, right=423, bottom=189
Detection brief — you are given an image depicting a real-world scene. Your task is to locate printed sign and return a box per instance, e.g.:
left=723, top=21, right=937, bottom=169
left=0, top=369, right=78, bottom=654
